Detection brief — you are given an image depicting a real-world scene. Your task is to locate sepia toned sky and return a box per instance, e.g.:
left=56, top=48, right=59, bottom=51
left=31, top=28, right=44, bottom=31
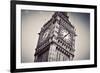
left=21, top=10, right=90, bottom=63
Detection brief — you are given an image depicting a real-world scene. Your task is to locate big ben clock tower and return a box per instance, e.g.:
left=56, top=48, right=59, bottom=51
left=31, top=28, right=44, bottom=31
left=34, top=12, right=77, bottom=62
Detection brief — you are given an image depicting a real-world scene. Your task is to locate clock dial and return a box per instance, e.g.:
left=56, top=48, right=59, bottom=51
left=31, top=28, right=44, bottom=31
left=60, top=29, right=72, bottom=43
left=41, top=29, right=49, bottom=41
left=60, top=29, right=68, bottom=37
left=64, top=33, right=71, bottom=43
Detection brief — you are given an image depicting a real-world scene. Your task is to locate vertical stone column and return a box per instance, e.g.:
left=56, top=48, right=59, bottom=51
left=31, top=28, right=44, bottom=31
left=48, top=43, right=57, bottom=62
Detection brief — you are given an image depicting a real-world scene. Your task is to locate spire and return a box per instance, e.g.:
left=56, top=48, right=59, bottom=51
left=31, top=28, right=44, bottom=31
left=61, top=12, right=68, bottom=17
left=53, top=12, right=69, bottom=18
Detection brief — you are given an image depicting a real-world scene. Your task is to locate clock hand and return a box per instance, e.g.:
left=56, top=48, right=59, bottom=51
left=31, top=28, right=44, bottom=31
left=63, top=33, right=69, bottom=38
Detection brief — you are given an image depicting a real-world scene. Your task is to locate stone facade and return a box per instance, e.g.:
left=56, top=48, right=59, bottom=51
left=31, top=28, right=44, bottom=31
left=34, top=12, right=77, bottom=62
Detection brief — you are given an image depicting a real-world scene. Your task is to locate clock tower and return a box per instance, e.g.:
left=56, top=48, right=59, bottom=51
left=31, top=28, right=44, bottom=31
left=34, top=12, right=77, bottom=62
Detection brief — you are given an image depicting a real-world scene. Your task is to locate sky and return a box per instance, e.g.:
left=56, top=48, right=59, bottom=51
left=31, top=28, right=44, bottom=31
left=21, top=10, right=90, bottom=63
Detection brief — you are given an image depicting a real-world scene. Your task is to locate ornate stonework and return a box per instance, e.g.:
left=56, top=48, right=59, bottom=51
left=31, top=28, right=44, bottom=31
left=34, top=12, right=77, bottom=62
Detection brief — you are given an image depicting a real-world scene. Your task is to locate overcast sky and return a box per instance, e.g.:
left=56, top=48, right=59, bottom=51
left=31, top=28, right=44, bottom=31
left=21, top=10, right=90, bottom=63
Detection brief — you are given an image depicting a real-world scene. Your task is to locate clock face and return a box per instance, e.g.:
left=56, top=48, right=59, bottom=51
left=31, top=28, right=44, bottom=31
left=64, top=33, right=71, bottom=43
left=60, top=29, right=68, bottom=37
left=60, top=29, right=71, bottom=43
left=41, top=29, right=49, bottom=41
